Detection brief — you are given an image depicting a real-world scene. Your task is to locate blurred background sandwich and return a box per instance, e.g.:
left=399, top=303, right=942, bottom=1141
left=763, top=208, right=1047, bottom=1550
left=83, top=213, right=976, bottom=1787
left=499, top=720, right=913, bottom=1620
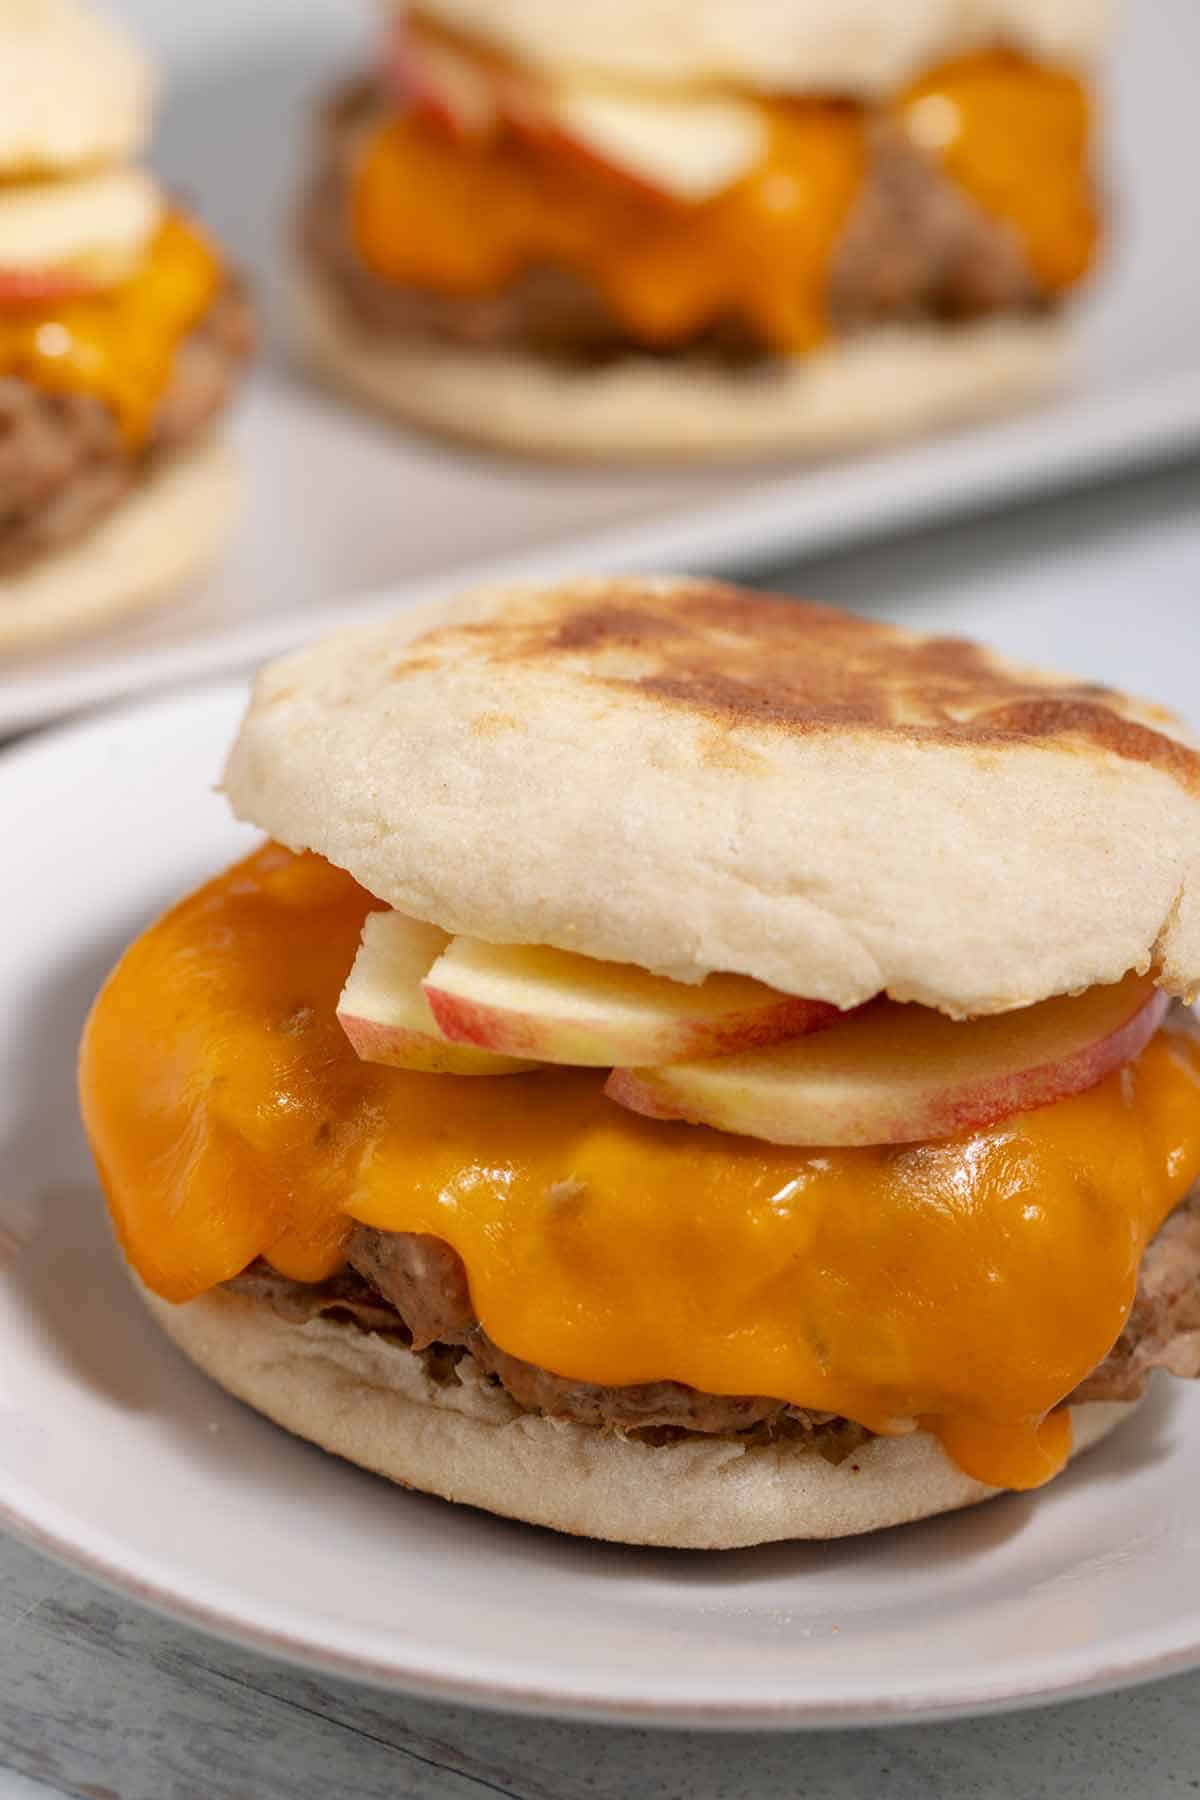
left=0, top=0, right=254, bottom=652
left=297, top=0, right=1108, bottom=458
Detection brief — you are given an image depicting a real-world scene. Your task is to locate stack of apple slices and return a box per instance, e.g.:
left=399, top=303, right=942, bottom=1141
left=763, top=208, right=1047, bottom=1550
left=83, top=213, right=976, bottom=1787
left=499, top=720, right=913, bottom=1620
left=337, top=912, right=1167, bottom=1146
left=0, top=163, right=165, bottom=303
left=388, top=15, right=769, bottom=204
left=338, top=912, right=832, bottom=1074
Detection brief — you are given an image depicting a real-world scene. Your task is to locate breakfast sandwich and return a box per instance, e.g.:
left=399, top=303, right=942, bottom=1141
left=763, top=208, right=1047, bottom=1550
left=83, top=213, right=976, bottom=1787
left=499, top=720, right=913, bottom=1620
left=297, top=0, right=1108, bottom=458
left=0, top=0, right=254, bottom=652
left=80, top=578, right=1200, bottom=1548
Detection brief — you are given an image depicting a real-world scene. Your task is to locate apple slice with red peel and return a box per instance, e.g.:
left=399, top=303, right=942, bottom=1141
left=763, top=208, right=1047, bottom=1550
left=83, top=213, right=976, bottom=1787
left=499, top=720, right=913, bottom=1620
left=537, top=88, right=767, bottom=204
left=387, top=22, right=502, bottom=140
left=387, top=18, right=765, bottom=201
left=0, top=268, right=96, bottom=306
left=338, top=912, right=535, bottom=1076
left=605, top=975, right=1170, bottom=1146
left=0, top=167, right=162, bottom=303
left=422, top=937, right=837, bottom=1067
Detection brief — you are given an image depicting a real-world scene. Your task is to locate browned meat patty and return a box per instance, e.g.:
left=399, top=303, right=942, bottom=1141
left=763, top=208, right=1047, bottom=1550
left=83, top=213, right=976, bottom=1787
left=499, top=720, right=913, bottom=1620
left=0, top=385, right=129, bottom=577
left=828, top=116, right=1038, bottom=327
left=344, top=1228, right=832, bottom=1433
left=301, top=79, right=1041, bottom=363
left=0, top=274, right=254, bottom=576
left=1073, top=1196, right=1200, bottom=1402
left=223, top=1189, right=1200, bottom=1446
left=346, top=1226, right=473, bottom=1349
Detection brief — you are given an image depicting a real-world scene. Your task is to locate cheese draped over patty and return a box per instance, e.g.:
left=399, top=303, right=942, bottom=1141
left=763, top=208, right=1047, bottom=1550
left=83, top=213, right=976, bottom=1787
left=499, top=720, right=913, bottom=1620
left=80, top=846, right=1200, bottom=1492
left=0, top=210, right=221, bottom=445
left=353, top=51, right=1098, bottom=355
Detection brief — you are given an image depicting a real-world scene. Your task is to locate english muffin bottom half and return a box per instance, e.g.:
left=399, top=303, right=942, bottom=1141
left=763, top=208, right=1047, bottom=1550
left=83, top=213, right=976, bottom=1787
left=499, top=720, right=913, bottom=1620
left=81, top=577, right=1200, bottom=1547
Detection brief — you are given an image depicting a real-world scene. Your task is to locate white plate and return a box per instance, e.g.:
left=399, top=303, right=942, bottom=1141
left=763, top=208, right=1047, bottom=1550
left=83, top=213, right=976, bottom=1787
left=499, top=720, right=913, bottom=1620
left=5, top=682, right=1200, bottom=1728
left=4, top=0, right=1200, bottom=736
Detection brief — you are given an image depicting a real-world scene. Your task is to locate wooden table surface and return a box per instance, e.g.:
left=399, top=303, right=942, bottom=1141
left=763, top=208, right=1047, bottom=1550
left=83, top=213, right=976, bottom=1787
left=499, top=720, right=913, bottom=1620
left=4, top=460, right=1200, bottom=1800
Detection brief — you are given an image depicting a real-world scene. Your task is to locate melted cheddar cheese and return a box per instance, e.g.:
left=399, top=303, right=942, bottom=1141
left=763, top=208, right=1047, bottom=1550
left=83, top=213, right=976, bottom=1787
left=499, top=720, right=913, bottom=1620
left=351, top=52, right=1098, bottom=355
left=0, top=211, right=221, bottom=446
left=900, top=53, right=1098, bottom=294
left=354, top=102, right=864, bottom=355
left=79, top=846, right=1200, bottom=1491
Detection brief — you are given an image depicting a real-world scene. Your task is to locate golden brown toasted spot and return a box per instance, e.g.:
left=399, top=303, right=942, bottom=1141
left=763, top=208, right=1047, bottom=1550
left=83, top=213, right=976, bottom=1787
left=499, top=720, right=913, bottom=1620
left=977, top=699, right=1200, bottom=787
left=696, top=727, right=769, bottom=775
left=471, top=710, right=523, bottom=737
left=542, top=605, right=693, bottom=655
left=645, top=669, right=881, bottom=731
left=393, top=582, right=1199, bottom=790
left=673, top=585, right=859, bottom=642
left=391, top=653, right=443, bottom=677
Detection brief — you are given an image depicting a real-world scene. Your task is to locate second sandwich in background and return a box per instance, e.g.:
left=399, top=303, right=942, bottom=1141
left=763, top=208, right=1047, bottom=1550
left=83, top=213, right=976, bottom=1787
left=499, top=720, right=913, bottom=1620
left=0, top=0, right=254, bottom=654
left=298, top=0, right=1107, bottom=459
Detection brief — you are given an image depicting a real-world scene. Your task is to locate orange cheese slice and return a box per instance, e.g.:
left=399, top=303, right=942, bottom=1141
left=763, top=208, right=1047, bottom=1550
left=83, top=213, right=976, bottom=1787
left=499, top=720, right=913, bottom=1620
left=0, top=209, right=222, bottom=447
left=353, top=101, right=863, bottom=355
left=79, top=845, right=1200, bottom=1491
left=899, top=51, right=1099, bottom=294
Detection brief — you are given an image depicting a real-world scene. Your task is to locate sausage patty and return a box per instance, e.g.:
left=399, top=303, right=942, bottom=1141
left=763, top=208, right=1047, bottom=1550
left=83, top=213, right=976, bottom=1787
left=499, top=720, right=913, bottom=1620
left=223, top=1189, right=1200, bottom=1448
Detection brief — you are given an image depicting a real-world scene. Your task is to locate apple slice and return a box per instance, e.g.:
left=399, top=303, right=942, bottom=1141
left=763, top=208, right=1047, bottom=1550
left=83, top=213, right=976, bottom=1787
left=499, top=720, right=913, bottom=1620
left=606, top=975, right=1170, bottom=1147
left=538, top=87, right=767, bottom=204
left=387, top=23, right=502, bottom=140
left=422, top=937, right=836, bottom=1067
left=387, top=18, right=765, bottom=202
left=337, top=912, right=535, bottom=1076
left=0, top=168, right=162, bottom=296
left=0, top=268, right=96, bottom=306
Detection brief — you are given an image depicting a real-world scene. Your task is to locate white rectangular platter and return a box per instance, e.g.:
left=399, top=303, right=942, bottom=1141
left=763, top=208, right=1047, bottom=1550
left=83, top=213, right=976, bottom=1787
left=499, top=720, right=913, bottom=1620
left=2, top=0, right=1197, bottom=735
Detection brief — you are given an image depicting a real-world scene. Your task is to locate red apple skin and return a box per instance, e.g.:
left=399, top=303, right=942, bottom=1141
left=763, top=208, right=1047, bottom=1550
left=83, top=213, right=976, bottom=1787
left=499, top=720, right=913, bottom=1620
left=383, top=18, right=683, bottom=201
left=384, top=21, right=499, bottom=141
left=383, top=30, right=420, bottom=108
left=338, top=1011, right=439, bottom=1065
left=422, top=986, right=538, bottom=1055
left=337, top=1006, right=534, bottom=1076
left=605, top=989, right=1172, bottom=1146
left=422, top=981, right=838, bottom=1065
left=604, top=1067, right=694, bottom=1122
left=504, top=111, right=680, bottom=205
left=0, top=268, right=97, bottom=307
left=410, top=91, right=476, bottom=142
left=902, top=987, right=1168, bottom=1138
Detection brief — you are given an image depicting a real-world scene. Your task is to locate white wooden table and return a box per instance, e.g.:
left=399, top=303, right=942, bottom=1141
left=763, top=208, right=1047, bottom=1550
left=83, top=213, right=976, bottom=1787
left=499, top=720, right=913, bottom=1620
left=4, top=454, right=1200, bottom=1798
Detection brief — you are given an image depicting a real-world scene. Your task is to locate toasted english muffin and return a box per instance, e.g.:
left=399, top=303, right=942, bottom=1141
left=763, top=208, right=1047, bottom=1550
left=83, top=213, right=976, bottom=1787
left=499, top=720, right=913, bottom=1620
left=0, top=0, right=155, bottom=176
left=223, top=576, right=1200, bottom=1019
left=409, top=0, right=1110, bottom=96
left=297, top=276, right=1064, bottom=464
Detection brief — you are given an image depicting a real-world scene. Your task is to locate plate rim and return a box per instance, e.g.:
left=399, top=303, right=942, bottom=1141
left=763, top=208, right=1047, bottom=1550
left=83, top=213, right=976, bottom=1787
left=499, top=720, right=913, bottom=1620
left=2, top=1482, right=1199, bottom=1729
left=4, top=685, right=1200, bottom=1729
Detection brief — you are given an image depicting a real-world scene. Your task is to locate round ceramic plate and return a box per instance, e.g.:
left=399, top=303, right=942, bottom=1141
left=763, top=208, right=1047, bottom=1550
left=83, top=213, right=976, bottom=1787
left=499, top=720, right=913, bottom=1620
left=3, top=686, right=1200, bottom=1729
